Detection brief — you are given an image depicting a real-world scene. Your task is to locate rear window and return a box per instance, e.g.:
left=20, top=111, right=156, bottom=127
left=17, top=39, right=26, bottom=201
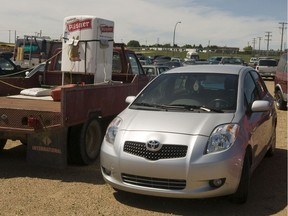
left=259, top=60, right=278, bottom=66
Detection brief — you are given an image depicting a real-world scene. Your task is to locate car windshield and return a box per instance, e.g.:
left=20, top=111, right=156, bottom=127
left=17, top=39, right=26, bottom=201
left=131, top=73, right=238, bottom=113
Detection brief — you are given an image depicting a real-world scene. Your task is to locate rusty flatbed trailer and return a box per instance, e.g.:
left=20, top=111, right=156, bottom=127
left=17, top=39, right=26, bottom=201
left=0, top=76, right=150, bottom=167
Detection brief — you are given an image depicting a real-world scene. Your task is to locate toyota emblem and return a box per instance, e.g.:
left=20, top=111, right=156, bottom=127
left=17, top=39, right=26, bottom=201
left=146, top=140, right=162, bottom=152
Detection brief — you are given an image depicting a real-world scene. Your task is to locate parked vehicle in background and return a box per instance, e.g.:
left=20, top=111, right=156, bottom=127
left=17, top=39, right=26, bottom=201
left=207, top=56, right=223, bottom=64
left=171, top=57, right=181, bottom=62
left=182, top=59, right=196, bottom=66
left=185, top=49, right=199, bottom=61
left=162, top=61, right=183, bottom=68
left=153, top=56, right=171, bottom=65
left=255, top=59, right=278, bottom=80
left=142, top=65, right=170, bottom=76
left=101, top=65, right=277, bottom=204
left=274, top=52, right=287, bottom=110
left=219, top=57, right=246, bottom=65
left=13, top=35, right=58, bottom=69
left=248, top=57, right=258, bottom=68
left=136, top=53, right=152, bottom=65
left=0, top=55, right=23, bottom=76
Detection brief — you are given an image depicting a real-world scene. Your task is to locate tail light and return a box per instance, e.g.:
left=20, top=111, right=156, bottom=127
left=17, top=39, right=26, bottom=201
left=28, top=116, right=41, bottom=129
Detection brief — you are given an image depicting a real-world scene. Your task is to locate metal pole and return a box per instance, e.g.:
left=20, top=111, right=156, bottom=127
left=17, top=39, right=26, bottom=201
left=173, top=21, right=181, bottom=55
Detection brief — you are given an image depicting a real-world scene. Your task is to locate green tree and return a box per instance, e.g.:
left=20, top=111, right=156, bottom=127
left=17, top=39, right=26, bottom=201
left=243, top=45, right=252, bottom=54
left=127, top=40, right=140, bottom=47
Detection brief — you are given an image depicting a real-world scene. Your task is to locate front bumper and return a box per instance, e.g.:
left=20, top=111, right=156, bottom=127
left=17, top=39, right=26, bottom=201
left=100, top=131, right=244, bottom=199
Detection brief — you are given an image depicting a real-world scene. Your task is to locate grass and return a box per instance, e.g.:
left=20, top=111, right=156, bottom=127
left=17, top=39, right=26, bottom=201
left=131, top=48, right=281, bottom=63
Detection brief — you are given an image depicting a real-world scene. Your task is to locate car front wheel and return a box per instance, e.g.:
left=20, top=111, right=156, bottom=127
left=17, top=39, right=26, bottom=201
left=230, top=152, right=251, bottom=204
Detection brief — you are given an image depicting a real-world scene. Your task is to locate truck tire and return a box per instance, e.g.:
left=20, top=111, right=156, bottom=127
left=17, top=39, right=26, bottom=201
left=0, top=139, right=7, bottom=151
left=275, top=89, right=287, bottom=110
left=68, top=118, right=102, bottom=165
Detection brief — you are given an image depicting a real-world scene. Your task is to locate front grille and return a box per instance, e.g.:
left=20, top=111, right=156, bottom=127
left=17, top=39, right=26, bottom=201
left=122, top=173, right=186, bottom=190
left=123, top=141, right=188, bottom=161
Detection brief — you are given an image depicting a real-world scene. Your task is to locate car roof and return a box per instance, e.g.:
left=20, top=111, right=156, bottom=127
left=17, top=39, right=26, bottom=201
left=165, top=65, right=248, bottom=75
left=142, top=65, right=169, bottom=68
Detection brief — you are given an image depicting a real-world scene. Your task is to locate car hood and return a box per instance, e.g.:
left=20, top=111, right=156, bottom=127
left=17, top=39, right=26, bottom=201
left=119, top=109, right=235, bottom=137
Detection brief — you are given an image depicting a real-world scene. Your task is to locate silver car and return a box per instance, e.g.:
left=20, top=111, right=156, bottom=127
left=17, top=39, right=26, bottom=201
left=142, top=65, right=170, bottom=76
left=100, top=65, right=277, bottom=203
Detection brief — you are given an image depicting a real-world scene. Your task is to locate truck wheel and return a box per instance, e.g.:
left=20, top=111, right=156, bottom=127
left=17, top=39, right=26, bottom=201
left=68, top=118, right=102, bottom=165
left=230, top=152, right=250, bottom=204
left=275, top=89, right=287, bottom=110
left=0, top=139, right=7, bottom=151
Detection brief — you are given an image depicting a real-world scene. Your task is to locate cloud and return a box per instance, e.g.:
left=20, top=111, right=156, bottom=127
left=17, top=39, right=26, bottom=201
left=0, top=0, right=286, bottom=50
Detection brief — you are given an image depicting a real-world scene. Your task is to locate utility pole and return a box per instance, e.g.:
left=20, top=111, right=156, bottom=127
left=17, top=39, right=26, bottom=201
left=258, top=37, right=262, bottom=54
left=265, top=31, right=272, bottom=56
left=252, top=38, right=257, bottom=50
left=252, top=38, right=256, bottom=55
left=279, top=22, right=287, bottom=52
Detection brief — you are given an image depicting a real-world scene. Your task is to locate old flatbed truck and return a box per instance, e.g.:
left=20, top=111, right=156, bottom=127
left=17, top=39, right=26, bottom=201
left=0, top=16, right=153, bottom=167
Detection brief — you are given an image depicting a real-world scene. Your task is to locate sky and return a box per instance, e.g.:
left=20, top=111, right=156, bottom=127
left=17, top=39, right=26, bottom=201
left=0, top=0, right=287, bottom=50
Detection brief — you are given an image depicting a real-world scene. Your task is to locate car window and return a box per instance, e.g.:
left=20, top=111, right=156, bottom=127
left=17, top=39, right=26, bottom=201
left=259, top=60, right=277, bottom=66
left=146, top=68, right=156, bottom=75
left=244, top=73, right=260, bottom=106
left=158, top=67, right=168, bottom=74
left=0, top=58, right=15, bottom=71
left=128, top=53, right=144, bottom=75
left=112, top=51, right=122, bottom=73
left=250, top=70, right=268, bottom=99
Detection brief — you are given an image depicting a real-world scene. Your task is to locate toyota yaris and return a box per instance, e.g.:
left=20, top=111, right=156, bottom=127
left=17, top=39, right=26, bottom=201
left=100, top=65, right=277, bottom=203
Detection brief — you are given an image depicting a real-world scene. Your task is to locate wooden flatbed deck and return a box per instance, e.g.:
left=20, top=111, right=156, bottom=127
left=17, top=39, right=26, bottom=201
left=0, top=96, right=61, bottom=112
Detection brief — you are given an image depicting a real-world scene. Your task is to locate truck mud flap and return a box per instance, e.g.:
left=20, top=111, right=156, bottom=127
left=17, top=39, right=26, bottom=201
left=27, top=128, right=67, bottom=168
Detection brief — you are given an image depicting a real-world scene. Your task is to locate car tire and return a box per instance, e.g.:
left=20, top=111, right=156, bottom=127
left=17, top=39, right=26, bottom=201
left=230, top=152, right=250, bottom=204
left=266, top=127, right=276, bottom=157
left=275, top=89, right=287, bottom=110
left=0, top=139, right=7, bottom=151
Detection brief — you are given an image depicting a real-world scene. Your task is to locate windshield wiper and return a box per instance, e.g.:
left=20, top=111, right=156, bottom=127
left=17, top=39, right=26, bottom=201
left=132, top=102, right=224, bottom=113
left=131, top=102, right=167, bottom=110
left=171, top=104, right=224, bottom=113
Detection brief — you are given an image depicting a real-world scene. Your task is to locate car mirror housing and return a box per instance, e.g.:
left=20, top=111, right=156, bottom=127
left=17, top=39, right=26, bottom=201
left=125, top=96, right=136, bottom=104
left=251, top=100, right=270, bottom=112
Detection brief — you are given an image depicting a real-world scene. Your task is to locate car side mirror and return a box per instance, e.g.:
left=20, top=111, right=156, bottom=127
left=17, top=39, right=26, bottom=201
left=251, top=100, right=270, bottom=112
left=125, top=96, right=136, bottom=104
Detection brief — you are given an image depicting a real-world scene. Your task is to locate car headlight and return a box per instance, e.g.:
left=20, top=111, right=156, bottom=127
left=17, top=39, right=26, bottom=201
left=206, top=124, right=240, bottom=154
left=105, top=117, right=122, bottom=144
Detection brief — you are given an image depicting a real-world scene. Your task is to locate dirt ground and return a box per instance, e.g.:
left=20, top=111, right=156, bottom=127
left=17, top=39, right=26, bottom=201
left=0, top=80, right=287, bottom=216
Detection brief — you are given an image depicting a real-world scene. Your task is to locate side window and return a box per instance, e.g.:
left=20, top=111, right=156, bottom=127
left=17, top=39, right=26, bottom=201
left=127, top=53, right=144, bottom=75
left=112, top=51, right=122, bottom=73
left=0, top=58, right=15, bottom=71
left=250, top=70, right=267, bottom=99
left=244, top=73, right=260, bottom=106
left=55, top=54, right=62, bottom=71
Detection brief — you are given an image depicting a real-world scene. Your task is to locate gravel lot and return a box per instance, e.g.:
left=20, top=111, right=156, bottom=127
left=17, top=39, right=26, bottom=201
left=0, top=80, right=287, bottom=216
